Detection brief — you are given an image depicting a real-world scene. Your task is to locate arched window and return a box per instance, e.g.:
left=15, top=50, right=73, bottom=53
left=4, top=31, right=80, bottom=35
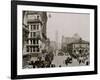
left=27, top=47, right=29, bottom=52
left=30, top=47, right=32, bottom=52
left=37, top=25, right=39, bottom=30
left=33, top=47, right=35, bottom=52
left=33, top=32, right=36, bottom=37
left=34, top=25, right=36, bottom=30
left=33, top=40, right=35, bottom=44
left=37, top=15, right=39, bottom=19
left=31, top=25, right=32, bottom=30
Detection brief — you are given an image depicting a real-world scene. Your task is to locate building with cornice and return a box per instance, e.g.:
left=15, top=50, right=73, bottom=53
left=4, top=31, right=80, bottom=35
left=22, top=11, right=48, bottom=61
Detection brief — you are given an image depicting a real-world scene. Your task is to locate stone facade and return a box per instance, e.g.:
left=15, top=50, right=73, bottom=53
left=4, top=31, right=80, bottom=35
left=67, top=38, right=89, bottom=58
left=22, top=11, right=48, bottom=58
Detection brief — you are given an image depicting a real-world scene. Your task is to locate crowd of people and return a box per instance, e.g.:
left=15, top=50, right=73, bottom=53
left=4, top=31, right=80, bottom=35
left=23, top=50, right=90, bottom=68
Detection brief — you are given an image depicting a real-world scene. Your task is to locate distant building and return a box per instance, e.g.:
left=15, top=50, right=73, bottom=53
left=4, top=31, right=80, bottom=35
left=72, top=33, right=81, bottom=40
left=67, top=38, right=89, bottom=58
left=61, top=33, right=83, bottom=53
left=49, top=41, right=56, bottom=52
left=61, top=36, right=77, bottom=52
left=22, top=11, right=48, bottom=58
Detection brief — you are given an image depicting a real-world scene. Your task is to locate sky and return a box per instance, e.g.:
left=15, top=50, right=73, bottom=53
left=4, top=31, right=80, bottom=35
left=46, top=12, right=90, bottom=43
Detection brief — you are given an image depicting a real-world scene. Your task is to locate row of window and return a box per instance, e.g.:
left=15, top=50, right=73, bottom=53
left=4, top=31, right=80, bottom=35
left=27, top=46, right=40, bottom=52
left=30, top=32, right=36, bottom=37
left=30, top=24, right=39, bottom=30
left=28, top=15, right=40, bottom=21
left=34, top=15, right=40, bottom=20
left=29, top=32, right=40, bottom=38
left=26, top=24, right=39, bottom=30
left=27, top=39, right=39, bottom=44
left=31, top=15, right=40, bottom=20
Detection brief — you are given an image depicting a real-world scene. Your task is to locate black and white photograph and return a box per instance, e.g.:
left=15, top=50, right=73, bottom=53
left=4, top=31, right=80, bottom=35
left=11, top=1, right=97, bottom=79
left=22, top=11, right=90, bottom=69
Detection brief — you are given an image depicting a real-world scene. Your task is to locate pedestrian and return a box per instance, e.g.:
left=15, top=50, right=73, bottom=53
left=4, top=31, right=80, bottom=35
left=59, top=65, right=61, bottom=67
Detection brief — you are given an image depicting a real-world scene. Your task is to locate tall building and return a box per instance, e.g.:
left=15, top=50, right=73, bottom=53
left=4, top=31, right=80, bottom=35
left=61, top=36, right=77, bottom=52
left=49, top=41, right=56, bottom=52
left=22, top=11, right=48, bottom=58
left=61, top=34, right=82, bottom=52
left=55, top=31, right=58, bottom=50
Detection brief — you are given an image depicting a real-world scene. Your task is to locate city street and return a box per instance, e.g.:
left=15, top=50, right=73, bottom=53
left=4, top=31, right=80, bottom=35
left=51, top=53, right=88, bottom=67
left=52, top=54, right=67, bottom=67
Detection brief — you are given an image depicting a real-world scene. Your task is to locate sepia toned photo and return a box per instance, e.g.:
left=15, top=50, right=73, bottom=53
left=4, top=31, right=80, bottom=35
left=22, top=11, right=90, bottom=69
left=11, top=1, right=97, bottom=79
